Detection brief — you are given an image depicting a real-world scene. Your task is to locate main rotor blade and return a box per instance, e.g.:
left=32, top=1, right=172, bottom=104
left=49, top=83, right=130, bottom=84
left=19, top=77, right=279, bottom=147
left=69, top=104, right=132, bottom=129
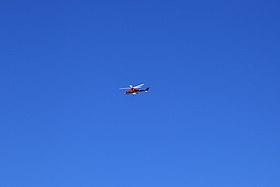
left=134, top=83, right=144, bottom=88
left=119, top=87, right=130, bottom=90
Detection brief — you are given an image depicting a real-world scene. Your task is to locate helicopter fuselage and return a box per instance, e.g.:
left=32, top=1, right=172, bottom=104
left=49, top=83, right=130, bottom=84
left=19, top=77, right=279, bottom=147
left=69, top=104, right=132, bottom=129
left=124, top=87, right=150, bottom=94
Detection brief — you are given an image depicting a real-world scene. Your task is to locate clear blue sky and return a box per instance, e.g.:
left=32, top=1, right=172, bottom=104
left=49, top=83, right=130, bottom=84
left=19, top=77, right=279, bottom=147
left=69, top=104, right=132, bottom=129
left=0, top=0, right=279, bottom=186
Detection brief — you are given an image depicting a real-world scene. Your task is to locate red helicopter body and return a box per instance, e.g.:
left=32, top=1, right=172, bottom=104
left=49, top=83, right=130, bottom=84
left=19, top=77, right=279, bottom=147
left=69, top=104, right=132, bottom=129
left=120, top=84, right=150, bottom=95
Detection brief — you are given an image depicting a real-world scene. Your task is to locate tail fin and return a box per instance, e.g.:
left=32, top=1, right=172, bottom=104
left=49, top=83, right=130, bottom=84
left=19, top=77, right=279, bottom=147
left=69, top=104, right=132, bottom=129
left=145, top=87, right=150, bottom=92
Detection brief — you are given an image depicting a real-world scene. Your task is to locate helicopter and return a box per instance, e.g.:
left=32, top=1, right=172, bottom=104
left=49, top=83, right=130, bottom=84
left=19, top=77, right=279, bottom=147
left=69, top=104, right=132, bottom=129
left=119, top=84, right=150, bottom=95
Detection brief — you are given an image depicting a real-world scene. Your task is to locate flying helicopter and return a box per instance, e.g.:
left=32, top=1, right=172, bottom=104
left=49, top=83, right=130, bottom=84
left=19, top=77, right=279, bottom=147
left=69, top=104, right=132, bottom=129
left=120, top=84, right=150, bottom=95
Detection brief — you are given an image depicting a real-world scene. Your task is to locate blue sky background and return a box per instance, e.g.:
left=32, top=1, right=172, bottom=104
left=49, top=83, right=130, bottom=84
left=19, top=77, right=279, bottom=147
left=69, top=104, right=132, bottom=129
left=0, top=0, right=280, bottom=186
